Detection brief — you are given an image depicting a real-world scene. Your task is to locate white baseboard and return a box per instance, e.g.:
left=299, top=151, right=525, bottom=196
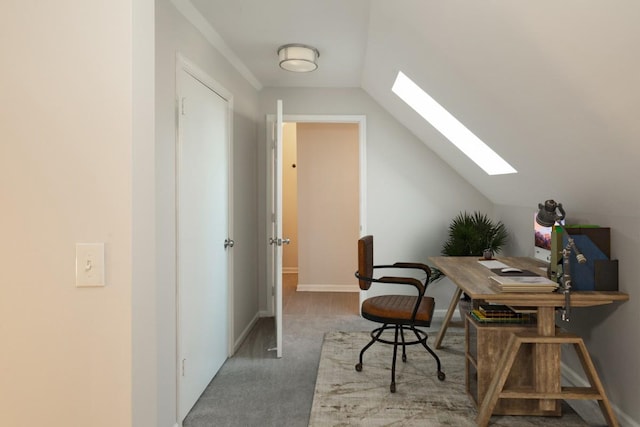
left=283, top=267, right=298, bottom=274
left=433, top=308, right=455, bottom=321
left=203, top=305, right=640, bottom=427
left=233, top=312, right=260, bottom=353
left=561, top=362, right=638, bottom=427
left=258, top=309, right=272, bottom=318
left=296, top=283, right=360, bottom=292
left=429, top=310, right=637, bottom=426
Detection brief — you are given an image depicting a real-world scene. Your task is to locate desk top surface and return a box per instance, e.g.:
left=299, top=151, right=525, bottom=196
left=429, top=256, right=629, bottom=307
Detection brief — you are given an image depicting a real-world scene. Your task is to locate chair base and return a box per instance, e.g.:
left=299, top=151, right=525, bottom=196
left=355, top=323, right=445, bottom=393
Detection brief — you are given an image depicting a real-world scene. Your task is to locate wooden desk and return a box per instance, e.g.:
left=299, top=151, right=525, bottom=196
left=429, top=256, right=629, bottom=426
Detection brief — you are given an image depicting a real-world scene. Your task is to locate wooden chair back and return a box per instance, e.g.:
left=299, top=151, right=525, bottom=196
left=357, top=235, right=374, bottom=290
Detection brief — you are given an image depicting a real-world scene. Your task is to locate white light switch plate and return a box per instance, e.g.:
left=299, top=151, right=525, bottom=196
left=76, top=243, right=105, bottom=287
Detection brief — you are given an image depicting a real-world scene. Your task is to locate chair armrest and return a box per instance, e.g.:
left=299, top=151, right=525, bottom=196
left=373, top=262, right=431, bottom=280
left=376, top=276, right=425, bottom=294
left=361, top=263, right=431, bottom=295
left=392, top=262, right=431, bottom=275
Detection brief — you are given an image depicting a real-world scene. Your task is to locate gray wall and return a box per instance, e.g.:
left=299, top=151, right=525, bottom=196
left=5, top=1, right=636, bottom=426
left=258, top=86, right=640, bottom=424
left=496, top=204, right=639, bottom=425
left=156, top=5, right=640, bottom=425
left=258, top=87, right=493, bottom=312
left=156, top=0, right=260, bottom=424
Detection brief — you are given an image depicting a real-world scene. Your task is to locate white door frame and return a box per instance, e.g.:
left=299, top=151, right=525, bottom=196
left=175, top=53, right=235, bottom=424
left=264, top=114, right=367, bottom=317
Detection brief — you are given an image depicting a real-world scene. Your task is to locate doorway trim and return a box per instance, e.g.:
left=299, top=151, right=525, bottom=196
left=264, top=114, right=367, bottom=317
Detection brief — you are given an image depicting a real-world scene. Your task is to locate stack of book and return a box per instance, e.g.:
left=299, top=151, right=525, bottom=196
left=489, top=274, right=559, bottom=293
left=470, top=304, right=535, bottom=324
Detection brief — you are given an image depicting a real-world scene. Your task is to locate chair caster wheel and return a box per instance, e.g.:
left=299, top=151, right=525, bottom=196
left=402, top=355, right=407, bottom=363
left=437, top=371, right=446, bottom=381
left=355, top=363, right=362, bottom=372
left=390, top=382, right=396, bottom=393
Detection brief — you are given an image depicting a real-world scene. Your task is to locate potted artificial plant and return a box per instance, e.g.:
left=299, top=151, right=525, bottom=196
left=430, top=211, right=509, bottom=283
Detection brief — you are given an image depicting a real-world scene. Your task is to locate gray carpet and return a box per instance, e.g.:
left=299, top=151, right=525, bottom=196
left=183, top=314, right=604, bottom=427
left=183, top=314, right=373, bottom=427
left=310, top=331, right=599, bottom=426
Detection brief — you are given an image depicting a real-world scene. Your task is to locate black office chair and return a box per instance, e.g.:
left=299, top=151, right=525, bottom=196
left=355, top=235, right=445, bottom=392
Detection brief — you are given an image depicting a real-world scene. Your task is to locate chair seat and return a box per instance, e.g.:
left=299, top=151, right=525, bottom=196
left=361, top=295, right=435, bottom=326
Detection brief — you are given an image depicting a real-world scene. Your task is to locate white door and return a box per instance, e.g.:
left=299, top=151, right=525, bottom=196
left=176, top=67, right=230, bottom=422
left=269, top=100, right=285, bottom=358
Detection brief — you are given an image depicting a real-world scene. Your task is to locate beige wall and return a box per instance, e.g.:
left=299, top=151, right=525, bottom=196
left=0, top=1, right=137, bottom=425
left=296, top=123, right=360, bottom=289
left=282, top=123, right=299, bottom=272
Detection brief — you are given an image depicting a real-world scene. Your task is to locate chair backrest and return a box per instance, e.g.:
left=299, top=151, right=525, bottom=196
left=357, top=235, right=374, bottom=290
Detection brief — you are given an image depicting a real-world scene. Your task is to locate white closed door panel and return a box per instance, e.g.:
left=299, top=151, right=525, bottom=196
left=177, top=68, right=229, bottom=422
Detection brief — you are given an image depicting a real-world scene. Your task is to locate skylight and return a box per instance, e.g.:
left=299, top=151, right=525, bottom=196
left=392, top=71, right=517, bottom=175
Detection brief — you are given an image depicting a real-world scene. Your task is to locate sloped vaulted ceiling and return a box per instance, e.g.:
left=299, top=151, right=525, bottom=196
left=362, top=1, right=640, bottom=217
left=186, top=0, right=640, bottom=217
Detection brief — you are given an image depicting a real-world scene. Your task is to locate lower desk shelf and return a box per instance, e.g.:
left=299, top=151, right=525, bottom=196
left=465, top=313, right=544, bottom=415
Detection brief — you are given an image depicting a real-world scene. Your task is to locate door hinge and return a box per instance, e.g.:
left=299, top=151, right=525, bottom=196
left=271, top=285, right=275, bottom=296
left=181, top=358, right=186, bottom=376
left=181, top=97, right=186, bottom=115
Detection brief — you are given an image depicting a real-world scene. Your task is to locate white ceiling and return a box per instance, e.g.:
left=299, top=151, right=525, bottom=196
left=186, top=0, right=640, bottom=217
left=189, top=0, right=370, bottom=87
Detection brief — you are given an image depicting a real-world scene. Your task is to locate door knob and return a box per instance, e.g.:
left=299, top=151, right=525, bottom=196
left=224, top=238, right=235, bottom=249
left=269, top=237, right=290, bottom=246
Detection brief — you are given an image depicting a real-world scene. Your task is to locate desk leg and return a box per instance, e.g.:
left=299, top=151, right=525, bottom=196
left=535, top=306, right=561, bottom=413
left=476, top=333, right=523, bottom=427
left=478, top=332, right=614, bottom=426
left=434, top=286, right=463, bottom=349
left=573, top=339, right=619, bottom=427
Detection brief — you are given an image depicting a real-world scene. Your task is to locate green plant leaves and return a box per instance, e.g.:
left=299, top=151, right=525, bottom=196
left=442, top=211, right=508, bottom=257
left=429, top=211, right=509, bottom=283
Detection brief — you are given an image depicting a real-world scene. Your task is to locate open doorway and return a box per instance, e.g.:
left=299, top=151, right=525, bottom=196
left=266, top=115, right=367, bottom=324
left=281, top=121, right=362, bottom=314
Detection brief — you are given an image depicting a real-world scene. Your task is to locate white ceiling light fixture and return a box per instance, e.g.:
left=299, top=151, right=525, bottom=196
left=392, top=71, right=517, bottom=176
left=277, top=44, right=320, bottom=72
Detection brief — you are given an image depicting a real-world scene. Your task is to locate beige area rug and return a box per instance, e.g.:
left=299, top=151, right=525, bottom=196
left=309, top=330, right=592, bottom=427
